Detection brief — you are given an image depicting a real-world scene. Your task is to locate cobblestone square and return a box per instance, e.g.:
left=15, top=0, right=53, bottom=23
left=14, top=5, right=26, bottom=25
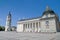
left=0, top=32, right=60, bottom=40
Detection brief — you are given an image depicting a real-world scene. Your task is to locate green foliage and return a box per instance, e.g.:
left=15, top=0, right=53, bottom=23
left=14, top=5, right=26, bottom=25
left=0, top=26, right=5, bottom=31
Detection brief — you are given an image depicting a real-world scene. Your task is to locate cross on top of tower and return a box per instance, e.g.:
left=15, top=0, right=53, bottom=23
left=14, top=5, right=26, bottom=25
left=8, top=11, right=11, bottom=16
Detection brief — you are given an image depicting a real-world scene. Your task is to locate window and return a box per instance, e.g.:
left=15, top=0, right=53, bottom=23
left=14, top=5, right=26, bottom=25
left=46, top=21, right=49, bottom=29
left=46, top=21, right=49, bottom=26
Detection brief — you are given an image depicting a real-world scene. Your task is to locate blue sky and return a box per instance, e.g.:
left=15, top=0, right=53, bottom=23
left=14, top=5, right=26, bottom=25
left=0, top=0, right=60, bottom=26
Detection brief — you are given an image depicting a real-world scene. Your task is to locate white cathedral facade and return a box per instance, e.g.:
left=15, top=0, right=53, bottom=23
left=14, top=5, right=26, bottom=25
left=17, top=6, right=60, bottom=32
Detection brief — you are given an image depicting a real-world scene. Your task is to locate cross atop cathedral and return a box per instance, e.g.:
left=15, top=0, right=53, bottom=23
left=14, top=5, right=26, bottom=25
left=46, top=5, right=51, bottom=11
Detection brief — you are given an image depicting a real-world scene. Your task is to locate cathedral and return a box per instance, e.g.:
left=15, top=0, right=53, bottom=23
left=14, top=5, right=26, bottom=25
left=17, top=6, right=60, bottom=32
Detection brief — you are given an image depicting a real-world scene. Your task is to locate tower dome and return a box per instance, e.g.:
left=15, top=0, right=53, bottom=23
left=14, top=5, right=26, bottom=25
left=8, top=11, right=11, bottom=17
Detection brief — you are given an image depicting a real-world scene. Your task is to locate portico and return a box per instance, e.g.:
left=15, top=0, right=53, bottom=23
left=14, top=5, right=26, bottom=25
left=23, top=21, right=41, bottom=32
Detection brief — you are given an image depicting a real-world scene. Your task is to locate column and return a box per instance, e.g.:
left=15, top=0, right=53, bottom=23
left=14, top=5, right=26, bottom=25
left=32, top=23, right=33, bottom=32
left=39, top=22, right=41, bottom=32
left=29, top=23, right=30, bottom=32
left=23, top=24, right=24, bottom=32
left=36, top=22, right=38, bottom=32
left=26, top=23, right=28, bottom=32
left=25, top=24, right=27, bottom=32
left=28, top=23, right=29, bottom=32
left=33, top=23, right=35, bottom=32
left=30, top=23, right=32, bottom=32
left=38, top=22, right=39, bottom=32
left=27, top=24, right=28, bottom=32
left=35, top=22, right=36, bottom=32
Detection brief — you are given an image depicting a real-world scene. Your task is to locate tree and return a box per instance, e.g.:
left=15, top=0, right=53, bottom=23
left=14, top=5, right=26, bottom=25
left=0, top=26, right=5, bottom=31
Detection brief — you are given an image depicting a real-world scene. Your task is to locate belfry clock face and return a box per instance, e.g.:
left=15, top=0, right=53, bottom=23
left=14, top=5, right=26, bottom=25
left=8, top=18, right=11, bottom=20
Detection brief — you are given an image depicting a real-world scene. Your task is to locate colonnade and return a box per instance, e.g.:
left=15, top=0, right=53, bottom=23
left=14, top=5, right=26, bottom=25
left=23, top=22, right=41, bottom=32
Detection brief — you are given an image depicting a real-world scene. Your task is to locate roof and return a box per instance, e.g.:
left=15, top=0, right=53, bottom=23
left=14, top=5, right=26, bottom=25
left=43, top=6, right=56, bottom=15
left=19, top=6, right=56, bottom=21
left=43, top=10, right=55, bottom=15
left=19, top=16, right=41, bottom=21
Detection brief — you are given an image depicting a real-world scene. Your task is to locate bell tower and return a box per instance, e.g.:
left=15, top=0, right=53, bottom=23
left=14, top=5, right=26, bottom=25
left=5, top=11, right=11, bottom=31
